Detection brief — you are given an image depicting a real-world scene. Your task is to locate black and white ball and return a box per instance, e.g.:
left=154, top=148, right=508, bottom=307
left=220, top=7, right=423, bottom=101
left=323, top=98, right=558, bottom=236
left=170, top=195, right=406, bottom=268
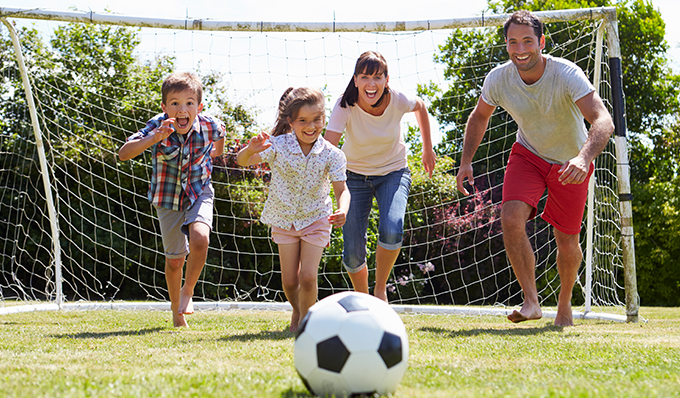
left=294, top=292, right=409, bottom=397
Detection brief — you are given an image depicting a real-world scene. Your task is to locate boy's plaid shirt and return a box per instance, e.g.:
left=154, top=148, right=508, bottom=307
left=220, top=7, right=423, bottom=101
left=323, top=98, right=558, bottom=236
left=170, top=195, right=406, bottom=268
left=127, top=113, right=226, bottom=211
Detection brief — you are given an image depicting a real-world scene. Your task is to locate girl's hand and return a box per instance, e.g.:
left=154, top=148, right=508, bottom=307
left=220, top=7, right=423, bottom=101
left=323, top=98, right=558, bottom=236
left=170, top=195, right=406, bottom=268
left=247, top=131, right=272, bottom=153
left=328, top=209, right=346, bottom=228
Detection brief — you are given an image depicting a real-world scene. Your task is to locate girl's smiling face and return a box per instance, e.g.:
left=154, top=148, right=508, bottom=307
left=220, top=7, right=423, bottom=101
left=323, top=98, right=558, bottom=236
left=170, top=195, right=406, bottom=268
left=288, top=103, right=325, bottom=152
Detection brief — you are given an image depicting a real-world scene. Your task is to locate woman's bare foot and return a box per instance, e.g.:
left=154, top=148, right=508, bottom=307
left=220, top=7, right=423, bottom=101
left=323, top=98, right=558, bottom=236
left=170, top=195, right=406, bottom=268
left=507, top=303, right=542, bottom=323
left=290, top=311, right=301, bottom=333
left=373, top=287, right=388, bottom=302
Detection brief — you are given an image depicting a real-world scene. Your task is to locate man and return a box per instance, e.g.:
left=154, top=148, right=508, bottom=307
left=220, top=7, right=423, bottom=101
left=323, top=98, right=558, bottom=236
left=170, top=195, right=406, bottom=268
left=456, top=10, right=615, bottom=326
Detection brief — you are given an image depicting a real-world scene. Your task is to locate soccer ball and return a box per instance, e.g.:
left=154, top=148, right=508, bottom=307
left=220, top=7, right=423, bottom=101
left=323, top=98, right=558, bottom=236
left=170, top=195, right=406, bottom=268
left=294, top=291, right=409, bottom=397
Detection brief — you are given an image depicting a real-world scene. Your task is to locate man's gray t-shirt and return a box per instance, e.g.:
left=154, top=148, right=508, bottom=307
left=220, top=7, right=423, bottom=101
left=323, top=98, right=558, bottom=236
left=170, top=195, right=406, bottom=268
left=481, top=55, right=595, bottom=164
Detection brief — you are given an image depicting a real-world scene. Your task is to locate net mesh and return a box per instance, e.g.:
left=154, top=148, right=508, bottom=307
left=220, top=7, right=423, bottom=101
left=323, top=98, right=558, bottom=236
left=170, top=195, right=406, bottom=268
left=0, top=13, right=625, bottom=313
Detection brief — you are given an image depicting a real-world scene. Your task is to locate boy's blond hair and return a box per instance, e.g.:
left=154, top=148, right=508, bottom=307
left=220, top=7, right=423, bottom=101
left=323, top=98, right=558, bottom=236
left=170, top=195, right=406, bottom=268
left=161, top=72, right=203, bottom=104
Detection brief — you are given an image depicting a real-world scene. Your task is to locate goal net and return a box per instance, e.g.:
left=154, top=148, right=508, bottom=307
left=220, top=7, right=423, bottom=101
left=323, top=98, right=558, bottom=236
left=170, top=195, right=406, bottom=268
left=0, top=7, right=635, bottom=319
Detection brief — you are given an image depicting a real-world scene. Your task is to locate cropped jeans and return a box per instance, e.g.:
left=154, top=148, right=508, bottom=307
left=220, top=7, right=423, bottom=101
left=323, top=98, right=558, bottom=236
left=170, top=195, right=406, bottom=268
left=342, top=168, right=411, bottom=273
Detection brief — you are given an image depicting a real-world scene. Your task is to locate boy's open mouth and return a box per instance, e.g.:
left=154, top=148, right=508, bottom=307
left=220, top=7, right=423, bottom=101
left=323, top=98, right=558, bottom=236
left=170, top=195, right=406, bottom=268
left=176, top=117, right=190, bottom=129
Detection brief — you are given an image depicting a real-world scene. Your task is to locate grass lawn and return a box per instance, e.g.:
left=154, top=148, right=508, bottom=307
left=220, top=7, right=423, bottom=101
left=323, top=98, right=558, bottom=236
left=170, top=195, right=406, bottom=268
left=1, top=306, right=678, bottom=397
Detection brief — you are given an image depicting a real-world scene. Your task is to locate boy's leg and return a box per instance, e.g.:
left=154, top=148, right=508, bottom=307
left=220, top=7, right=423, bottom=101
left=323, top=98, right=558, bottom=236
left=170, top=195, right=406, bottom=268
left=179, top=221, right=211, bottom=314
left=297, top=241, right=324, bottom=326
left=278, top=242, right=302, bottom=332
left=165, top=256, right=188, bottom=327
left=155, top=205, right=190, bottom=326
left=178, top=184, right=215, bottom=315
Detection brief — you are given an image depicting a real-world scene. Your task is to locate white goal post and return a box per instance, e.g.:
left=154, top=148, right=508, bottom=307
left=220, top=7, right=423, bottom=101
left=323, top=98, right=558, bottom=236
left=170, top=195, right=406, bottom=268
left=0, top=6, right=638, bottom=322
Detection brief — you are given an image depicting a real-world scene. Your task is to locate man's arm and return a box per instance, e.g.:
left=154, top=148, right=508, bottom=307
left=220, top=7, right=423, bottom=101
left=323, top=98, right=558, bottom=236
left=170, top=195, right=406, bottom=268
left=557, top=91, right=615, bottom=185
left=456, top=97, right=496, bottom=195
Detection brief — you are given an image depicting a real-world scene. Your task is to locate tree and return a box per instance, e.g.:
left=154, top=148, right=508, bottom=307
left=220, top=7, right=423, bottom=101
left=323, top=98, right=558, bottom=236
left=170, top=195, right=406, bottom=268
left=0, top=22, right=262, bottom=301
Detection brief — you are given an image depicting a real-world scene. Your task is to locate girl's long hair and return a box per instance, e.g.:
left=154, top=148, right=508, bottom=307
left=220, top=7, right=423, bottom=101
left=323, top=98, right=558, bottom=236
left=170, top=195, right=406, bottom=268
left=271, top=87, right=325, bottom=137
left=339, top=50, right=389, bottom=109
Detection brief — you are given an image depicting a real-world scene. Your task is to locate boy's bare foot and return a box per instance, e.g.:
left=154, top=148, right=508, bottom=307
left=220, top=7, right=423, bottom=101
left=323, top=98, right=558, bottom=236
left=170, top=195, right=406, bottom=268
left=290, top=311, right=300, bottom=333
left=178, top=291, right=194, bottom=315
left=373, top=287, right=388, bottom=302
left=173, top=312, right=188, bottom=328
left=507, top=303, right=542, bottom=323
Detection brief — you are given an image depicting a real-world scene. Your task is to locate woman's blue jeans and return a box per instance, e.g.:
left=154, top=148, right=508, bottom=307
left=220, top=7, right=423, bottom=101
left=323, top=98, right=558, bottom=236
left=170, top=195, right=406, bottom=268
left=342, top=168, right=411, bottom=273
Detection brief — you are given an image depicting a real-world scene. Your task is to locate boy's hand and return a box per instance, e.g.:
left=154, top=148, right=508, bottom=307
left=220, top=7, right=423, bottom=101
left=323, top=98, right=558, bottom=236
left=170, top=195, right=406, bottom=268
left=153, top=118, right=176, bottom=143
left=246, top=132, right=272, bottom=153
left=328, top=209, right=346, bottom=228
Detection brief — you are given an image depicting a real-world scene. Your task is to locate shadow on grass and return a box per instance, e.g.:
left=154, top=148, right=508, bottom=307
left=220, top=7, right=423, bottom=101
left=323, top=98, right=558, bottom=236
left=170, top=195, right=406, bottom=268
left=280, top=388, right=313, bottom=397
left=49, top=327, right=164, bottom=339
left=221, top=329, right=292, bottom=342
left=420, top=323, right=563, bottom=337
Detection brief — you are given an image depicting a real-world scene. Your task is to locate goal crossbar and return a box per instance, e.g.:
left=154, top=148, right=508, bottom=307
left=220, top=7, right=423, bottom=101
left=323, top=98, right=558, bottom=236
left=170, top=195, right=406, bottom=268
left=1, top=6, right=614, bottom=32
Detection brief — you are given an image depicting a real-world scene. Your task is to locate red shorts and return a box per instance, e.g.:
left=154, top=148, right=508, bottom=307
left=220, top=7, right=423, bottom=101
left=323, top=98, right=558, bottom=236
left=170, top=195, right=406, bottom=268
left=502, top=143, right=593, bottom=235
left=271, top=217, right=331, bottom=248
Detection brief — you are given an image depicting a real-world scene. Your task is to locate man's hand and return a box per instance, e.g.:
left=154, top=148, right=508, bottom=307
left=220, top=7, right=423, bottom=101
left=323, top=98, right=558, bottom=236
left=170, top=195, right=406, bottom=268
left=558, top=156, right=590, bottom=185
left=456, top=163, right=474, bottom=195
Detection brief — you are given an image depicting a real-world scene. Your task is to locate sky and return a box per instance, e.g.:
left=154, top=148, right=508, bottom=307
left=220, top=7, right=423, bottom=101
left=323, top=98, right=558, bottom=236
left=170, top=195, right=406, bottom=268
left=1, top=0, right=678, bottom=139
left=1, top=0, right=677, bottom=67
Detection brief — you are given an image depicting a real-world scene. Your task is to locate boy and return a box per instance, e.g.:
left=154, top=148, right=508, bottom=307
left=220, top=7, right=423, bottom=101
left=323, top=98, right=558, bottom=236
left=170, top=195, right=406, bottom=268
left=119, top=72, right=226, bottom=327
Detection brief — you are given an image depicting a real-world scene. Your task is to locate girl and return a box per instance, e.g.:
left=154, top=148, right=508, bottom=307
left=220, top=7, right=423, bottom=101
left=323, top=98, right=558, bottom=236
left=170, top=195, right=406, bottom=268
left=237, top=87, right=350, bottom=332
left=325, top=51, right=436, bottom=302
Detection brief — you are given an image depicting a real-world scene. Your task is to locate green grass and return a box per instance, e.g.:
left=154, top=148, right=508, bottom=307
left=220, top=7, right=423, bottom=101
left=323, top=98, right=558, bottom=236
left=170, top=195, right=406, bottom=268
left=1, top=307, right=679, bottom=397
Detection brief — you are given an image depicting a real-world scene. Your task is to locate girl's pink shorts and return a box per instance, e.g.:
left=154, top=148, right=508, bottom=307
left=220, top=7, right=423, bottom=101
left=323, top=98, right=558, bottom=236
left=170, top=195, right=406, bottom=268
left=271, top=217, right=331, bottom=248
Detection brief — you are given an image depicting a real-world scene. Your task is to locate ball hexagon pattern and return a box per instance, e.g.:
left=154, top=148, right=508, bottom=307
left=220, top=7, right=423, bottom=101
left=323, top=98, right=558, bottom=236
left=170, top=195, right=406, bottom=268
left=294, top=292, right=409, bottom=397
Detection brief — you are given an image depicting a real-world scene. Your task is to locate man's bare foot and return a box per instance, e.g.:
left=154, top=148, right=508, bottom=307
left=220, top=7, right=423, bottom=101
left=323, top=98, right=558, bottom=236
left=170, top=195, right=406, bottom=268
left=507, top=303, right=542, bottom=323
left=173, top=312, right=188, bottom=328
left=554, top=305, right=574, bottom=326
left=373, top=288, right=388, bottom=302
left=290, top=311, right=300, bottom=333
left=178, top=291, right=194, bottom=315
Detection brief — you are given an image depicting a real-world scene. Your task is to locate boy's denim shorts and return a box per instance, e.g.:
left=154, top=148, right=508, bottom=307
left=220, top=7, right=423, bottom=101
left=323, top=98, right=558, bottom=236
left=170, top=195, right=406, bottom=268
left=154, top=183, right=214, bottom=259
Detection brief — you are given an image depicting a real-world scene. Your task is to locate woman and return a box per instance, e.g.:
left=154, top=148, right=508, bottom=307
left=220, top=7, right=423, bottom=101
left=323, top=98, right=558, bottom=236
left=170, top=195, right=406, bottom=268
left=325, top=50, right=436, bottom=301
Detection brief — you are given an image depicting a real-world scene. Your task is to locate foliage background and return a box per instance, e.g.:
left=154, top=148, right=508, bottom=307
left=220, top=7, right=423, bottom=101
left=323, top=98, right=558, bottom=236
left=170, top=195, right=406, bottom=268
left=1, top=0, right=679, bottom=306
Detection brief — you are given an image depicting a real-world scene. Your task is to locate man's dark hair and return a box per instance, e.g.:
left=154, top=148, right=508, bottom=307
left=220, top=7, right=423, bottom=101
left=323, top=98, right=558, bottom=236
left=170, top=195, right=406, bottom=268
left=503, top=10, right=544, bottom=40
